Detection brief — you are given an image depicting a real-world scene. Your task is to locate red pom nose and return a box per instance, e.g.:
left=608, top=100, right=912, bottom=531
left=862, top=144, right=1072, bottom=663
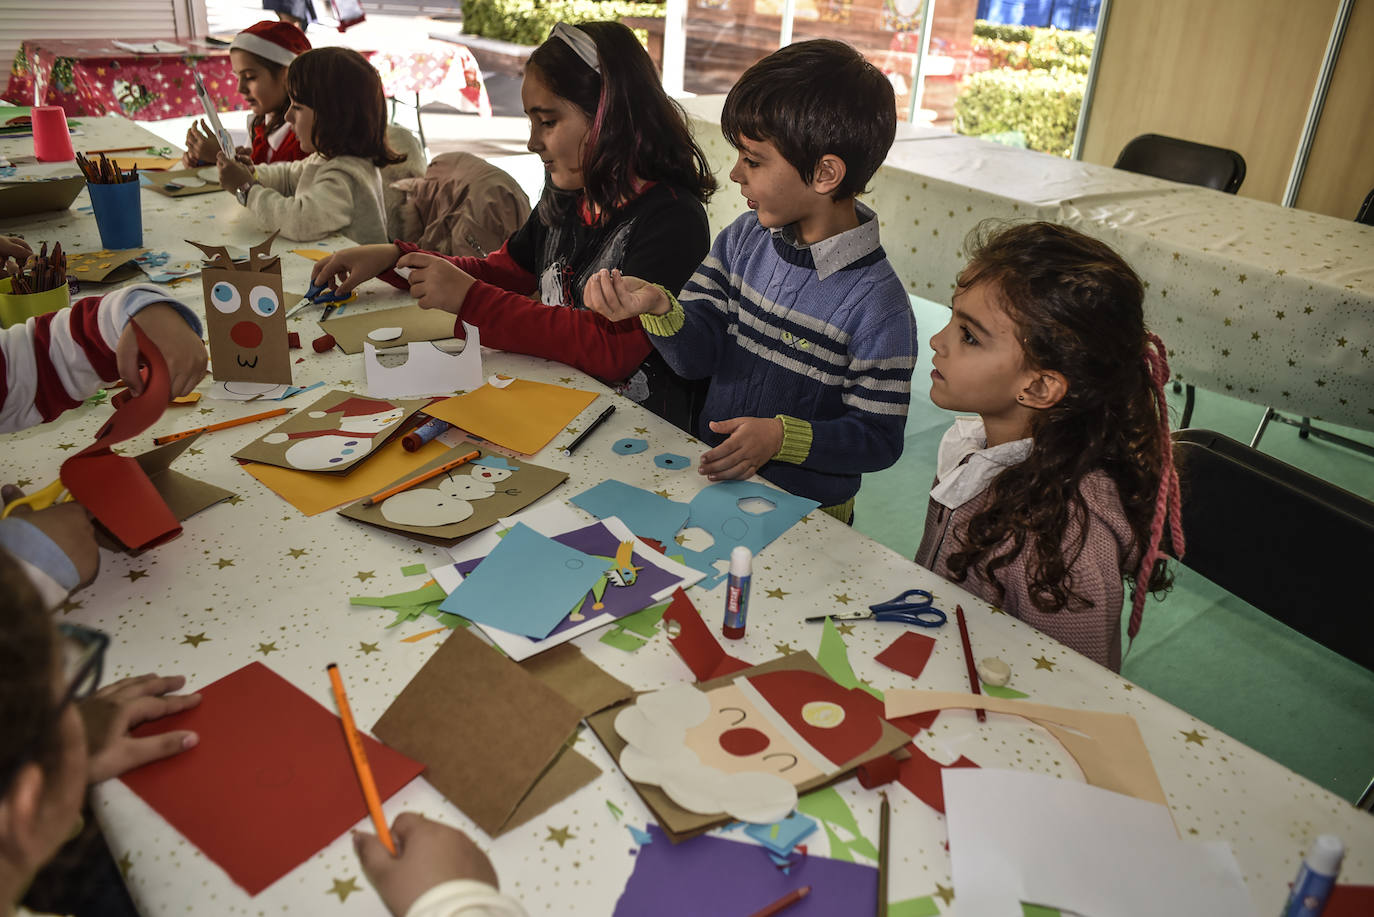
left=719, top=726, right=769, bottom=757
left=231, top=321, right=263, bottom=348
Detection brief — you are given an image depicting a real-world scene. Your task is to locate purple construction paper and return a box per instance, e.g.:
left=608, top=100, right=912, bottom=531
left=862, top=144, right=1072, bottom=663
left=612, top=824, right=877, bottom=916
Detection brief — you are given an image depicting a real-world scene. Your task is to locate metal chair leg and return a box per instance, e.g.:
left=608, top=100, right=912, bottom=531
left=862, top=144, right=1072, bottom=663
left=1357, top=775, right=1374, bottom=811
left=414, top=92, right=426, bottom=150
left=1299, top=416, right=1312, bottom=439
left=1179, top=383, right=1195, bottom=428
left=1250, top=407, right=1274, bottom=448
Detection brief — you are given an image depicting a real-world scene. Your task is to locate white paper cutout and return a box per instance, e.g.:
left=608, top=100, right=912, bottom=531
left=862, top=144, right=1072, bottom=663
left=487, top=374, right=515, bottom=389
left=368, top=326, right=404, bottom=342
left=365, top=321, right=484, bottom=398
left=206, top=380, right=291, bottom=401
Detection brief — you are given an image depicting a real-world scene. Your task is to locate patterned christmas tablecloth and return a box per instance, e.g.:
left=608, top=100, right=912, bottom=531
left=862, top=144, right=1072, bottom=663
left=4, top=116, right=1372, bottom=917
left=4, top=37, right=489, bottom=121
left=684, top=97, right=1374, bottom=433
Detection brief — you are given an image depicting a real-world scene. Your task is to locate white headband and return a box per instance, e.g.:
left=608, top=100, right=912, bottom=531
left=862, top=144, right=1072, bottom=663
left=551, top=22, right=600, bottom=73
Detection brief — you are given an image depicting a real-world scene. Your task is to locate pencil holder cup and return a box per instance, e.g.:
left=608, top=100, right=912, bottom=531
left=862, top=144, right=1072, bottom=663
left=31, top=105, right=75, bottom=162
left=87, top=180, right=143, bottom=250
left=0, top=277, right=70, bottom=329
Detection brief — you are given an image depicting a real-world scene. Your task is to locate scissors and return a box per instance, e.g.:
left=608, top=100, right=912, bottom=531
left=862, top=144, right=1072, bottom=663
left=804, top=589, right=947, bottom=627
left=1, top=479, right=71, bottom=519
left=285, top=281, right=355, bottom=319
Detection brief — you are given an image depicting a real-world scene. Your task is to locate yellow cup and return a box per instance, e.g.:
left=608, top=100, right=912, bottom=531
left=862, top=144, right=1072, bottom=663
left=0, top=278, right=71, bottom=328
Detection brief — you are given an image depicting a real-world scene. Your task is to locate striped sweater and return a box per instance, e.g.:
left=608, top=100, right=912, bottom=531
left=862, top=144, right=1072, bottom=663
left=643, top=209, right=916, bottom=507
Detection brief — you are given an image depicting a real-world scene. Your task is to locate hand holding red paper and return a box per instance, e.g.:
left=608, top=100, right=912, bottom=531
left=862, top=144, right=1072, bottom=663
left=80, top=673, right=201, bottom=783
left=122, top=303, right=209, bottom=397
left=699, top=417, right=784, bottom=481
left=582, top=268, right=671, bottom=321
left=397, top=252, right=476, bottom=315
left=311, top=243, right=402, bottom=297
left=354, top=813, right=500, bottom=917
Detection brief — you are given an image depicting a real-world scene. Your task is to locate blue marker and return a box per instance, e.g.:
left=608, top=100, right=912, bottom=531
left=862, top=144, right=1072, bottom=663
left=1281, top=834, right=1343, bottom=917
left=721, top=545, right=752, bottom=640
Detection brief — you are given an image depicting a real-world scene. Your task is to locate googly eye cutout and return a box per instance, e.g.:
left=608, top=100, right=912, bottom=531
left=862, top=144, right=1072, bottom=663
left=654, top=453, right=690, bottom=470
left=210, top=281, right=241, bottom=314
left=612, top=438, right=648, bottom=455
left=248, top=285, right=280, bottom=317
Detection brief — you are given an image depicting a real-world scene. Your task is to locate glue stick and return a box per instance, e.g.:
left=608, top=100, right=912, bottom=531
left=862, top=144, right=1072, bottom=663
left=1281, top=834, right=1343, bottom=917
left=722, top=545, right=752, bottom=640
left=402, top=415, right=452, bottom=452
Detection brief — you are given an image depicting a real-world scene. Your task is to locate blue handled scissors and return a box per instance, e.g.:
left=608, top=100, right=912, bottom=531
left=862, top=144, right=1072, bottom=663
left=285, top=281, right=355, bottom=319
left=805, top=589, right=946, bottom=627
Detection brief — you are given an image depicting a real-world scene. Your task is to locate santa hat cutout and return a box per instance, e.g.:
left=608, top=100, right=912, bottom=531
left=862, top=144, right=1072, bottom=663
left=231, top=20, right=312, bottom=68
left=738, top=670, right=886, bottom=773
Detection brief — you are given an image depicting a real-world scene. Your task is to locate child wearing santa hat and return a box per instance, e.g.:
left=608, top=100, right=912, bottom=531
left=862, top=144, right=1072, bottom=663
left=182, top=20, right=312, bottom=168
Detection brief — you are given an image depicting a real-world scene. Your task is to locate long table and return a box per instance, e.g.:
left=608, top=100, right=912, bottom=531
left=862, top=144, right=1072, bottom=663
left=684, top=96, right=1374, bottom=435
left=4, top=116, right=1372, bottom=915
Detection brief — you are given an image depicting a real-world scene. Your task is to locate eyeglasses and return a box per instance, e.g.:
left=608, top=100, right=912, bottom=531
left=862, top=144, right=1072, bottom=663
left=56, top=622, right=109, bottom=709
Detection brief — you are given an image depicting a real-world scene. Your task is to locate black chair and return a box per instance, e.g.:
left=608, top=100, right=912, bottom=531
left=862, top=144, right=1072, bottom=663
left=1115, top=134, right=1247, bottom=427
left=1173, top=429, right=1374, bottom=807
left=1357, top=188, right=1374, bottom=225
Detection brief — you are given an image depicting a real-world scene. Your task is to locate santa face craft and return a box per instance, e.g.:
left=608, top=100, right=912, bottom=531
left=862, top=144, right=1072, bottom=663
left=233, top=390, right=428, bottom=472
left=191, top=233, right=291, bottom=385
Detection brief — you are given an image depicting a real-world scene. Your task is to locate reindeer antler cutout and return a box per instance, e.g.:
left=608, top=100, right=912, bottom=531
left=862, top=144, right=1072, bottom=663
left=248, top=231, right=281, bottom=273
left=186, top=240, right=235, bottom=270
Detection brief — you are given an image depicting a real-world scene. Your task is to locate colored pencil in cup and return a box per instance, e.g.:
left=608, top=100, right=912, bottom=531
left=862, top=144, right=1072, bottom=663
left=747, top=885, right=811, bottom=917
left=326, top=663, right=396, bottom=856
left=361, top=449, right=481, bottom=506
left=954, top=605, right=986, bottom=722
left=151, top=407, right=289, bottom=445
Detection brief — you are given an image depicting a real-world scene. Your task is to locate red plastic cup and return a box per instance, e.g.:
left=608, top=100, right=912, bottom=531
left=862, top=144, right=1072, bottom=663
left=31, top=105, right=75, bottom=162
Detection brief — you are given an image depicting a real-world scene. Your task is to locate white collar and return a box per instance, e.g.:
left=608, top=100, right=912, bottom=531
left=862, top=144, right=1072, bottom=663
left=267, top=120, right=293, bottom=151
left=930, top=416, right=1032, bottom=509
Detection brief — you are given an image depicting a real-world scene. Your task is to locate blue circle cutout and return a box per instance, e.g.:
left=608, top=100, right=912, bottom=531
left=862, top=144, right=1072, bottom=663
left=655, top=453, right=690, bottom=470
left=613, top=438, right=648, bottom=455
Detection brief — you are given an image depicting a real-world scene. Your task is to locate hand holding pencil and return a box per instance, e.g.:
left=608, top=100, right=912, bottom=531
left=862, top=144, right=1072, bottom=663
left=354, top=813, right=501, bottom=917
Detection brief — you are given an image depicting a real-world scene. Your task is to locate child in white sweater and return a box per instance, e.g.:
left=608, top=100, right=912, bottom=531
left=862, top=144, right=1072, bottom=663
left=216, top=47, right=406, bottom=244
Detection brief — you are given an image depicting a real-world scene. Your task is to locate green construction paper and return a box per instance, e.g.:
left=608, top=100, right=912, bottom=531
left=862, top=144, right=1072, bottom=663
left=431, top=610, right=470, bottom=629
left=1022, top=906, right=1062, bottom=916
left=890, top=897, right=941, bottom=917
left=618, top=601, right=669, bottom=637
left=797, top=786, right=864, bottom=837
left=844, top=834, right=880, bottom=861
left=600, top=629, right=649, bottom=652
left=351, top=582, right=448, bottom=609
left=816, top=617, right=883, bottom=701
left=606, top=800, right=623, bottom=820
left=400, top=563, right=427, bottom=576
left=984, top=683, right=1030, bottom=699
left=385, top=604, right=427, bottom=628
left=819, top=821, right=855, bottom=863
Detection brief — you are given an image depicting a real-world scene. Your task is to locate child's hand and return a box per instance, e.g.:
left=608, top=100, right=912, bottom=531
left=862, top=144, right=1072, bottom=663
left=312, top=244, right=402, bottom=297
left=80, top=673, right=201, bottom=783
left=0, top=235, right=32, bottom=261
left=355, top=813, right=500, bottom=917
left=123, top=303, right=209, bottom=398
left=215, top=151, right=252, bottom=192
left=700, top=417, right=784, bottom=481
left=399, top=252, right=475, bottom=316
left=183, top=120, right=221, bottom=165
left=583, top=269, right=670, bottom=320
left=1, top=483, right=99, bottom=587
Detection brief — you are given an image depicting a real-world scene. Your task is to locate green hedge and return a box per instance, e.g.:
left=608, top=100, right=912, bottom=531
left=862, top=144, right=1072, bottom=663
left=955, top=67, right=1085, bottom=158
left=971, top=35, right=1028, bottom=70
left=462, top=0, right=664, bottom=46
left=972, top=29, right=1092, bottom=73
left=973, top=21, right=1035, bottom=43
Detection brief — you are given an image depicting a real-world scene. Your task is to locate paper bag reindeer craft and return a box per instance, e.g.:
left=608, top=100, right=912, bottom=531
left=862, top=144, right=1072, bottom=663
left=191, top=233, right=291, bottom=385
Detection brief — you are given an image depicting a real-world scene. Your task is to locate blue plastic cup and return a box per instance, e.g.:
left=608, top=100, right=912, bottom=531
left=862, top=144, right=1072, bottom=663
left=86, top=179, right=143, bottom=249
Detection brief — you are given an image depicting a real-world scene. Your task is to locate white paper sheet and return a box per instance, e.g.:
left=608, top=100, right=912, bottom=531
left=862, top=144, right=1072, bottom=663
left=364, top=321, right=483, bottom=398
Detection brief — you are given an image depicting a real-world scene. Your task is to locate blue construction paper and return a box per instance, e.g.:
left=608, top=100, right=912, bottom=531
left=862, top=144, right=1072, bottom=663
left=612, top=824, right=876, bottom=917
left=744, top=812, right=817, bottom=856
left=612, top=437, right=648, bottom=454
left=571, top=480, right=689, bottom=549
left=654, top=453, right=690, bottom=469
left=627, top=824, right=653, bottom=846
left=438, top=523, right=606, bottom=639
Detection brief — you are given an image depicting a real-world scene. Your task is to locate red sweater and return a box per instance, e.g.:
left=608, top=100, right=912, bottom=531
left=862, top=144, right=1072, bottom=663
left=250, top=119, right=306, bottom=165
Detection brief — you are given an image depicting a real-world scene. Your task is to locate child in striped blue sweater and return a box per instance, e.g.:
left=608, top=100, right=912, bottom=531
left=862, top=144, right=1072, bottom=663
left=585, top=40, right=916, bottom=521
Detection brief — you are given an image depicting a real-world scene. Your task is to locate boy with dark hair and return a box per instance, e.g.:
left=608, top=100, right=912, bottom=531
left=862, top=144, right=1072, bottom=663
left=585, top=39, right=916, bottom=521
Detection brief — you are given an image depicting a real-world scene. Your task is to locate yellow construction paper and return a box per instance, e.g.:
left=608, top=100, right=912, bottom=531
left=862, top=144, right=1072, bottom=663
left=109, top=156, right=188, bottom=171
left=884, top=689, right=1168, bottom=808
left=424, top=379, right=599, bottom=455
left=239, top=437, right=449, bottom=516
left=289, top=249, right=331, bottom=261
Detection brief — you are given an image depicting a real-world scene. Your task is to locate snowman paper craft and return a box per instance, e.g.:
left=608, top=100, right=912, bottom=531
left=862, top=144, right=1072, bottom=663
left=378, top=456, right=516, bottom=527
left=191, top=233, right=290, bottom=385
left=235, top=393, right=422, bottom=472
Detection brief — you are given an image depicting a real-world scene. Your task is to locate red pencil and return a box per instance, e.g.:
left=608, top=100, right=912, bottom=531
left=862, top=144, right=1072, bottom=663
left=955, top=605, right=986, bottom=722
left=747, top=885, right=811, bottom=917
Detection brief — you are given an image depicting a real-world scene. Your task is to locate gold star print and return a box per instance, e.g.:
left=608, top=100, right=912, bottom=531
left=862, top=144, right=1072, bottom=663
left=773, top=642, right=796, bottom=656
left=546, top=825, right=574, bottom=847
left=224, top=494, right=243, bottom=505
left=258, top=642, right=278, bottom=655
left=1237, top=273, right=1247, bottom=283
left=988, top=604, right=1006, bottom=614
left=57, top=599, right=83, bottom=615
left=634, top=427, right=649, bottom=435
left=15, top=478, right=30, bottom=488
left=1275, top=311, right=1285, bottom=319
left=674, top=534, right=687, bottom=545
left=766, top=587, right=790, bottom=599
left=1211, top=288, right=1220, bottom=296
left=198, top=407, right=215, bottom=415
left=57, top=442, right=76, bottom=451
left=1223, top=318, right=1232, bottom=326
left=327, top=877, right=360, bottom=902
left=359, top=642, right=380, bottom=655
left=187, top=447, right=203, bottom=456
left=214, top=558, right=235, bottom=569
left=1172, top=252, right=1180, bottom=260
left=338, top=380, right=353, bottom=387
left=287, top=547, right=308, bottom=558
left=558, top=376, right=574, bottom=384
left=355, top=570, right=375, bottom=582
left=1180, top=729, right=1207, bottom=746
left=833, top=593, right=852, bottom=605
left=836, top=622, right=856, bottom=636
left=653, top=489, right=672, bottom=498
left=182, top=632, right=209, bottom=648
left=125, top=569, right=148, bottom=582
left=934, top=884, right=954, bottom=905
left=1337, top=337, right=1348, bottom=347
left=566, top=426, right=580, bottom=435
left=1032, top=655, right=1056, bottom=671
left=117, top=851, right=132, bottom=877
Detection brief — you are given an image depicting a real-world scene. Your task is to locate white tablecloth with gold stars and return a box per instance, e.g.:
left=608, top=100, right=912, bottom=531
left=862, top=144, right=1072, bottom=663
left=4, top=117, right=1373, bottom=917
left=686, top=97, right=1374, bottom=433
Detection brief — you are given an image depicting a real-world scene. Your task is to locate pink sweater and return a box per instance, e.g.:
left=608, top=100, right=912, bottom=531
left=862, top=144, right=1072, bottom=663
left=914, top=471, right=1136, bottom=671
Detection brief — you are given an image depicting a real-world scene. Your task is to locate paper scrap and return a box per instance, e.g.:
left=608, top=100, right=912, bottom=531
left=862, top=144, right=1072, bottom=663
left=400, top=563, right=427, bottom=576
left=875, top=631, right=937, bottom=681
left=661, top=589, right=753, bottom=681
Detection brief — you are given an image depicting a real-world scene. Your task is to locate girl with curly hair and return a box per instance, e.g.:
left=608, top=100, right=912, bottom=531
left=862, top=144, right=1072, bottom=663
left=915, top=221, right=1183, bottom=671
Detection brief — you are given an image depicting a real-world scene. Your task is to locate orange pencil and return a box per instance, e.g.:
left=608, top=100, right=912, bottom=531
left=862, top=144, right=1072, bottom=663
left=326, top=663, right=396, bottom=855
left=152, top=407, right=290, bottom=445
left=362, top=449, right=481, bottom=506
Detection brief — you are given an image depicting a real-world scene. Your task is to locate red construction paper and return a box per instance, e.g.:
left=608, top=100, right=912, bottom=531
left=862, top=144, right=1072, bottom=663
left=874, top=631, right=937, bottom=681
left=119, top=661, right=424, bottom=895
left=894, top=741, right=978, bottom=814
left=61, top=323, right=180, bottom=550
left=662, top=588, right=753, bottom=682
left=1326, top=884, right=1374, bottom=917
left=888, top=711, right=940, bottom=736
left=747, top=669, right=887, bottom=769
